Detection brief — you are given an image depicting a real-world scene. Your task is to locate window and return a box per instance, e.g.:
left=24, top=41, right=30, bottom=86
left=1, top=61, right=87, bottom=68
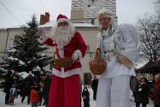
left=86, top=45, right=90, bottom=51
left=84, top=73, right=92, bottom=85
left=14, top=36, right=18, bottom=45
left=91, top=19, right=94, bottom=24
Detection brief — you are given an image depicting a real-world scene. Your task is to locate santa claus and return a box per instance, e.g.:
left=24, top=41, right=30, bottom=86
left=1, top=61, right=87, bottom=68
left=39, top=14, right=87, bottom=107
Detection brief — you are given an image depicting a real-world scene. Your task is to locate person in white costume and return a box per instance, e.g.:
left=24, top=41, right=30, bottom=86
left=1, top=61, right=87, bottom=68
left=96, top=8, right=139, bottom=107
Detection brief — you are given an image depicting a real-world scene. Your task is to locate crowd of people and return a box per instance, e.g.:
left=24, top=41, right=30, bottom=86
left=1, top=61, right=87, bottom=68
left=3, top=69, right=160, bottom=107
left=4, top=70, right=51, bottom=107
left=130, top=74, right=160, bottom=107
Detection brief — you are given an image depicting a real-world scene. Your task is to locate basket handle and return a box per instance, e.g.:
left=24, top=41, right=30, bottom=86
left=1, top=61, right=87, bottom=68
left=53, top=48, right=73, bottom=60
left=95, top=48, right=101, bottom=60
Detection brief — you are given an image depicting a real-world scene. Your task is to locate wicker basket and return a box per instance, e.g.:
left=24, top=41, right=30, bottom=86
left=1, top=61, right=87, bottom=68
left=89, top=49, right=107, bottom=75
left=53, top=48, right=74, bottom=68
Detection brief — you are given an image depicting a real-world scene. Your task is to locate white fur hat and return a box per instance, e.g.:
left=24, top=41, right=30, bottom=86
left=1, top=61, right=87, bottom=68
left=97, top=8, right=114, bottom=25
left=97, top=8, right=113, bottom=18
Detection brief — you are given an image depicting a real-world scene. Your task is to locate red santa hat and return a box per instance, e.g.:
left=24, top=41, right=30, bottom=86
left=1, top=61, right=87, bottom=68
left=56, top=14, right=69, bottom=24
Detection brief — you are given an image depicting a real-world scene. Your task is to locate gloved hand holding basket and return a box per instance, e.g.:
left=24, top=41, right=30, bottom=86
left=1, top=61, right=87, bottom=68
left=53, top=48, right=75, bottom=68
left=89, top=48, right=107, bottom=75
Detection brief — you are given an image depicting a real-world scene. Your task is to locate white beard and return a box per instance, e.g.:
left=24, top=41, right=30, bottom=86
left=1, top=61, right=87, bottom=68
left=53, top=24, right=75, bottom=46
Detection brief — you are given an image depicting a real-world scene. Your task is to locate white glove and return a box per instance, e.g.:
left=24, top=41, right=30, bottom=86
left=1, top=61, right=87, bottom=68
left=72, top=52, right=79, bottom=62
left=38, top=29, right=48, bottom=43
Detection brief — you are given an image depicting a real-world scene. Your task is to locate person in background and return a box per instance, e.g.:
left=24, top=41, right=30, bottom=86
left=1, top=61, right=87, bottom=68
left=9, top=83, right=18, bottom=105
left=80, top=78, right=82, bottom=107
left=41, top=72, right=51, bottom=107
left=38, top=79, right=44, bottom=106
left=4, top=70, right=14, bottom=104
left=95, top=8, right=139, bottom=107
left=21, top=71, right=34, bottom=104
left=130, top=75, right=139, bottom=102
left=39, top=14, right=87, bottom=107
left=30, top=82, right=39, bottom=107
left=150, top=73, right=160, bottom=107
left=135, top=77, right=150, bottom=107
left=91, top=76, right=98, bottom=100
left=82, top=86, right=90, bottom=107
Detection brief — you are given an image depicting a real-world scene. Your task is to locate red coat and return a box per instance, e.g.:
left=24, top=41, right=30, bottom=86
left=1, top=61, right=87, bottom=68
left=30, top=89, right=39, bottom=103
left=150, top=80, right=160, bottom=104
left=43, top=32, right=87, bottom=78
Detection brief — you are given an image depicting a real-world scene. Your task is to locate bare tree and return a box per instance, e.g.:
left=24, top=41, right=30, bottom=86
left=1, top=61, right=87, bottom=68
left=154, top=0, right=160, bottom=16
left=136, top=14, right=160, bottom=62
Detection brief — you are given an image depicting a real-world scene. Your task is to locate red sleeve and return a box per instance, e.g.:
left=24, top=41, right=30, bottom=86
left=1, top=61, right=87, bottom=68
left=44, top=38, right=57, bottom=47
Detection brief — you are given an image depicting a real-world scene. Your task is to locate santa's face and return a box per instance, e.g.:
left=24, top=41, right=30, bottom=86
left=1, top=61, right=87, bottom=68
left=54, top=21, right=75, bottom=46
left=58, top=22, right=68, bottom=27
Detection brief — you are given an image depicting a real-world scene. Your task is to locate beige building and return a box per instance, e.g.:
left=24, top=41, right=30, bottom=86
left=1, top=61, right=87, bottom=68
left=0, top=0, right=116, bottom=84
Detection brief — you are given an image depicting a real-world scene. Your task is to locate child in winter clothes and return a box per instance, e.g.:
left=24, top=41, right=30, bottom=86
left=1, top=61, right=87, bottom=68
left=135, top=77, right=150, bottom=107
left=82, top=87, right=90, bottom=107
left=150, top=73, right=160, bottom=107
left=9, top=84, right=17, bottom=105
left=30, top=82, right=39, bottom=107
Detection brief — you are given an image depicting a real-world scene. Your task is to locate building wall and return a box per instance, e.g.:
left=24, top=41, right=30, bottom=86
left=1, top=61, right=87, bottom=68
left=0, top=29, right=8, bottom=62
left=0, top=28, right=23, bottom=62
left=71, top=0, right=116, bottom=24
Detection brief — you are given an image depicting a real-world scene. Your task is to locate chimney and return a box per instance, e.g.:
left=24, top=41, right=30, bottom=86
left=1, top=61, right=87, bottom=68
left=45, top=12, right=50, bottom=22
left=40, top=14, right=45, bottom=25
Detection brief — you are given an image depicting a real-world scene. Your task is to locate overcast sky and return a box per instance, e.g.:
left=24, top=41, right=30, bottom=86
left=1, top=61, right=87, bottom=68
left=0, top=0, right=155, bottom=28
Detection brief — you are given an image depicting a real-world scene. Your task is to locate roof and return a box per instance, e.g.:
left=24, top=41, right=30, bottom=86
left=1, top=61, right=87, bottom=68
left=0, top=20, right=97, bottom=30
left=138, top=60, right=154, bottom=70
left=137, top=60, right=160, bottom=73
left=39, top=20, right=97, bottom=28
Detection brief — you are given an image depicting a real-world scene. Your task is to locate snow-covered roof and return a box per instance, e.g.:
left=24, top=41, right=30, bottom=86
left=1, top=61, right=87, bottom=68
left=0, top=20, right=97, bottom=30
left=73, top=23, right=97, bottom=28
left=38, top=20, right=56, bottom=28
left=39, top=20, right=97, bottom=28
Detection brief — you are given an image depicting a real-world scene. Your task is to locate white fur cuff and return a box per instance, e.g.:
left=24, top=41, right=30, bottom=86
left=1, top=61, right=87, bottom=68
left=38, top=34, right=48, bottom=43
left=74, top=50, right=83, bottom=61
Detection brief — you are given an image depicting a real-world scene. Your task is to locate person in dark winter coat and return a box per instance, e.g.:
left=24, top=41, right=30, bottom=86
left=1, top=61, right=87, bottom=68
left=21, top=72, right=34, bottom=104
left=91, top=76, right=98, bottom=100
left=41, top=73, right=51, bottom=107
left=82, top=87, right=90, bottom=107
left=4, top=70, right=14, bottom=104
left=130, top=75, right=139, bottom=102
left=150, top=73, right=160, bottom=107
left=38, top=80, right=44, bottom=106
left=135, top=77, right=150, bottom=107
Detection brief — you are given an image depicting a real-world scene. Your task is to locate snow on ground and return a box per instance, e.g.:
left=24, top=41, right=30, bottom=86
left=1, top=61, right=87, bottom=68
left=0, top=88, right=154, bottom=107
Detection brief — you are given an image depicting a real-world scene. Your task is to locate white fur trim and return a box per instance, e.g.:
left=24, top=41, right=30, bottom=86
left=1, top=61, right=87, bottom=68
left=38, top=35, right=48, bottom=43
left=57, top=18, right=69, bottom=24
left=74, top=50, right=83, bottom=61
left=52, top=67, right=83, bottom=78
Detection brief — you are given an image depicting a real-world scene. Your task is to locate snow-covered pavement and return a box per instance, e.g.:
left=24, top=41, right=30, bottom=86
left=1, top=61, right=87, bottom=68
left=0, top=88, right=154, bottom=107
left=87, top=88, right=154, bottom=107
